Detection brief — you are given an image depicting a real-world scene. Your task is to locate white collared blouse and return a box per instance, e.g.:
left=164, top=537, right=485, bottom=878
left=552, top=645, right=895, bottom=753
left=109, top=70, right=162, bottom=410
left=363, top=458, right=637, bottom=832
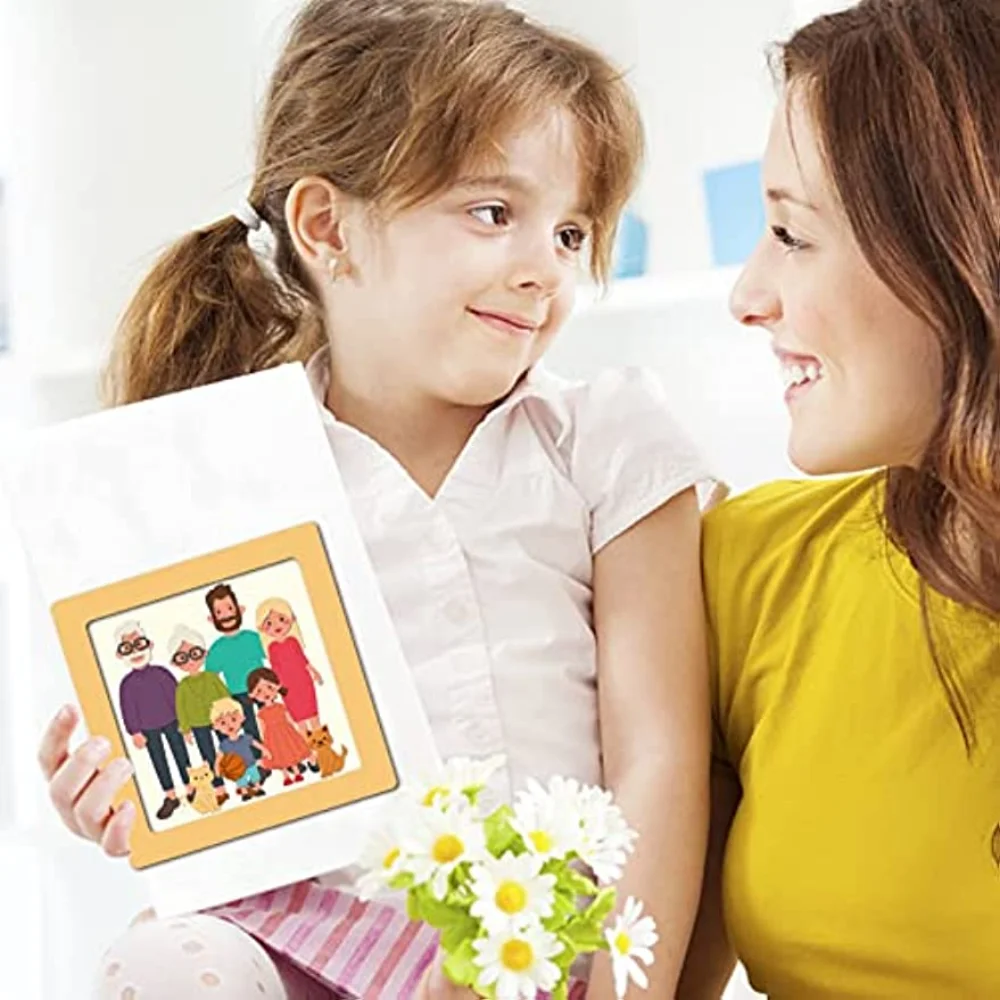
left=306, top=350, right=714, bottom=808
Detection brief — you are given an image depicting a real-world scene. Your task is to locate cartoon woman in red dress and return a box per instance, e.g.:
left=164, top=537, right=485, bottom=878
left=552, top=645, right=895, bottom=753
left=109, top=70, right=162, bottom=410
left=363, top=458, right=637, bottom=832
left=246, top=668, right=314, bottom=786
left=256, top=598, right=324, bottom=735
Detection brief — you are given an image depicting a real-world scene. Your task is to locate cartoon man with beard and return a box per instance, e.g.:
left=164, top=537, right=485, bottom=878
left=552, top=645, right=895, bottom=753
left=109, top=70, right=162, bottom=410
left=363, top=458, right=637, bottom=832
left=203, top=584, right=268, bottom=762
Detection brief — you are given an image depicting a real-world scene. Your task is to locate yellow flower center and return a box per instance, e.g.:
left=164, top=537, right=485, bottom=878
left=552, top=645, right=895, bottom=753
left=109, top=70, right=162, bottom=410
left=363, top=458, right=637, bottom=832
left=495, top=881, right=528, bottom=915
left=529, top=830, right=553, bottom=853
left=501, top=939, right=534, bottom=972
left=382, top=847, right=400, bottom=870
left=432, top=834, right=464, bottom=864
left=422, top=786, right=449, bottom=807
left=614, top=932, right=632, bottom=955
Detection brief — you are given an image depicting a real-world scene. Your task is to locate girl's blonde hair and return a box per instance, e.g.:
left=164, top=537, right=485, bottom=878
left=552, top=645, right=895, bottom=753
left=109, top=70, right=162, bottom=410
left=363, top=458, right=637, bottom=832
left=106, top=0, right=643, bottom=406
left=256, top=597, right=305, bottom=655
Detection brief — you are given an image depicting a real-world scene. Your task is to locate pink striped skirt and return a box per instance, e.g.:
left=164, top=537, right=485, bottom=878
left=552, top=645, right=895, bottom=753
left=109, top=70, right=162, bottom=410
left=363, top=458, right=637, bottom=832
left=209, top=880, right=588, bottom=999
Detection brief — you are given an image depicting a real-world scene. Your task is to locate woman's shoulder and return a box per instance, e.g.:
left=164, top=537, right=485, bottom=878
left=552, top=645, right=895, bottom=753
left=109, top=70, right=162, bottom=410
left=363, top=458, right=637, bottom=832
left=701, top=472, right=885, bottom=622
left=704, top=472, right=882, bottom=557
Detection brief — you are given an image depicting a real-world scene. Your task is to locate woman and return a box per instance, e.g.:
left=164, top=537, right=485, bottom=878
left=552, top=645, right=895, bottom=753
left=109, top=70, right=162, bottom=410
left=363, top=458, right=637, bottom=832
left=680, top=1, right=998, bottom=997
left=256, top=598, right=324, bottom=737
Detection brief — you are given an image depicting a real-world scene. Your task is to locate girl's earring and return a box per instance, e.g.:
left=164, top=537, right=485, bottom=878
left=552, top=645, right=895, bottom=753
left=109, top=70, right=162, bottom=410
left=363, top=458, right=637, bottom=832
left=328, top=253, right=352, bottom=283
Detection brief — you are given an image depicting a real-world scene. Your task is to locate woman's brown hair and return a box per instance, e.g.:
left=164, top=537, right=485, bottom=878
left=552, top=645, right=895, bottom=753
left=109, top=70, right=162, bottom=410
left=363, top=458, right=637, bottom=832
left=777, top=0, right=999, bottom=747
left=106, top=0, right=642, bottom=406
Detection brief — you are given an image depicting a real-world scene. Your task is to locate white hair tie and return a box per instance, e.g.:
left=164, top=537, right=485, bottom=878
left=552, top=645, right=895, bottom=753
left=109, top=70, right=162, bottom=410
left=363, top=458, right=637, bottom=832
left=234, top=199, right=262, bottom=231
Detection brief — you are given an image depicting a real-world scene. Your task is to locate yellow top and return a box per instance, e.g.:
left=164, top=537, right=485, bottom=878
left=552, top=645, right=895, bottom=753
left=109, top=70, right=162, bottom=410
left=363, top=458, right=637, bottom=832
left=703, top=474, right=1000, bottom=999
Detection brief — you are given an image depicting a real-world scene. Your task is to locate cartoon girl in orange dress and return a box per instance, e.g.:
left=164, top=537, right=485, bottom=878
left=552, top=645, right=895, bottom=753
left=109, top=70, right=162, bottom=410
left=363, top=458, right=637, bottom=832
left=246, top=667, right=314, bottom=786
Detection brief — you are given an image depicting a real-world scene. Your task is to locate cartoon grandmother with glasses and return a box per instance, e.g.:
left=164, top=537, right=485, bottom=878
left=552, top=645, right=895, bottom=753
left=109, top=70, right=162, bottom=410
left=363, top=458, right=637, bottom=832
left=115, top=620, right=193, bottom=820
left=169, top=625, right=231, bottom=806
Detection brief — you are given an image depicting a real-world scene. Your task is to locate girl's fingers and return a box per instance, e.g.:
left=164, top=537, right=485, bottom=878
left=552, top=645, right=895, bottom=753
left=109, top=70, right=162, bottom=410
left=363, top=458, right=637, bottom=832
left=70, top=754, right=133, bottom=843
left=47, top=736, right=113, bottom=837
left=37, top=705, right=78, bottom=781
left=100, top=800, right=136, bottom=858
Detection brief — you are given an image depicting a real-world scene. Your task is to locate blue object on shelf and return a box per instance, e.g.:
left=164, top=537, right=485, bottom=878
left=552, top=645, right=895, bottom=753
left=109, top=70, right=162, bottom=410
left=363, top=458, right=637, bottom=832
left=703, top=160, right=765, bottom=267
left=612, top=209, right=648, bottom=280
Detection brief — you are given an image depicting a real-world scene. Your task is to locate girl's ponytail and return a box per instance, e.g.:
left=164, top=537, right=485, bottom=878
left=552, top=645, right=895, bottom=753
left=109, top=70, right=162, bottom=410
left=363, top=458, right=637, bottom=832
left=104, top=213, right=322, bottom=405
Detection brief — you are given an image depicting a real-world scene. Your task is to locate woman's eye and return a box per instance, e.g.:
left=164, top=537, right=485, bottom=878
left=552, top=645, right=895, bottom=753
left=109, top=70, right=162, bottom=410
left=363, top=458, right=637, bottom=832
left=558, top=226, right=588, bottom=253
left=470, top=204, right=510, bottom=227
left=771, top=225, right=808, bottom=252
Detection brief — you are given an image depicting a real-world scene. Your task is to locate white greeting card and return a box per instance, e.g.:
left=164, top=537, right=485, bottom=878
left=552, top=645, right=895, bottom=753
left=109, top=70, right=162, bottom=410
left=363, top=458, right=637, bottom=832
left=0, top=364, right=440, bottom=916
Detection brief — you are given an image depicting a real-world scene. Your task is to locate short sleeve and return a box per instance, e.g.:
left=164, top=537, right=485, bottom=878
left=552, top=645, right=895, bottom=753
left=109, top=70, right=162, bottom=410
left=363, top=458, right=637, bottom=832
left=567, top=367, right=721, bottom=553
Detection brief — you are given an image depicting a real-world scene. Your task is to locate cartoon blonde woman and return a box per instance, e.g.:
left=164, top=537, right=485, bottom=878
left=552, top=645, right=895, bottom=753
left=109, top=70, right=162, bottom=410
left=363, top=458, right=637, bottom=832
left=255, top=598, right=323, bottom=736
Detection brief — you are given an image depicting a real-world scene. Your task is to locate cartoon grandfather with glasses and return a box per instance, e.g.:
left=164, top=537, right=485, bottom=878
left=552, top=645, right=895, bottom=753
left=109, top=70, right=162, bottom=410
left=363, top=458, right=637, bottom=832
left=115, top=621, right=192, bottom=820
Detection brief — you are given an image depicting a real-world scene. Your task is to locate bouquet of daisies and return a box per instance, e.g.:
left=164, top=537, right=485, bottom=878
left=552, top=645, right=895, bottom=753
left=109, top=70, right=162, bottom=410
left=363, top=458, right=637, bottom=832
left=358, top=756, right=658, bottom=1000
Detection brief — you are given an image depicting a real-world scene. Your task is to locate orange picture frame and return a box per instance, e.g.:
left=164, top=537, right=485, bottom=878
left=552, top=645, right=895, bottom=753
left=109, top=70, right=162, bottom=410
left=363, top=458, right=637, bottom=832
left=51, top=522, right=398, bottom=869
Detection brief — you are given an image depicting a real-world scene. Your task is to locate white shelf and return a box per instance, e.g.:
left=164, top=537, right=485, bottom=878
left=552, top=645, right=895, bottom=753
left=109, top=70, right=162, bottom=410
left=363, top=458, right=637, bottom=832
left=5, top=267, right=742, bottom=382
left=575, top=266, right=741, bottom=317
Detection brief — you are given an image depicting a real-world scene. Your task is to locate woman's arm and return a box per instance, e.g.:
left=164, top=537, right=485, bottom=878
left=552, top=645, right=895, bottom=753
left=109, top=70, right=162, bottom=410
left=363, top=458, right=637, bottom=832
left=676, top=760, right=741, bottom=999
left=588, top=487, right=711, bottom=998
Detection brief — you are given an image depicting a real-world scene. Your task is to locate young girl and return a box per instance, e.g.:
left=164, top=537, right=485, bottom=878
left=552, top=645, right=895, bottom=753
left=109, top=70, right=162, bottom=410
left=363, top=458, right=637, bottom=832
left=42, top=1, right=716, bottom=997
left=247, top=667, right=315, bottom=785
left=257, top=598, right=324, bottom=737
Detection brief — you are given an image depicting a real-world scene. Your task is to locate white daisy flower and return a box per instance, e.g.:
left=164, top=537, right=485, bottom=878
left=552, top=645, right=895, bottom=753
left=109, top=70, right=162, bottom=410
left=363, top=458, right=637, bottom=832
left=577, top=786, right=638, bottom=883
left=511, top=778, right=584, bottom=861
left=356, top=820, right=410, bottom=901
left=473, top=923, right=564, bottom=1000
left=411, top=755, right=507, bottom=810
left=403, top=803, right=488, bottom=899
left=605, top=896, right=658, bottom=998
left=469, top=851, right=557, bottom=933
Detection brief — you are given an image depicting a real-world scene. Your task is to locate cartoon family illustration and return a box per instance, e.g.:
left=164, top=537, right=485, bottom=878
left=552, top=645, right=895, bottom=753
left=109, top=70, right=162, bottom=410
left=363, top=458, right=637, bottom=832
left=113, top=583, right=349, bottom=822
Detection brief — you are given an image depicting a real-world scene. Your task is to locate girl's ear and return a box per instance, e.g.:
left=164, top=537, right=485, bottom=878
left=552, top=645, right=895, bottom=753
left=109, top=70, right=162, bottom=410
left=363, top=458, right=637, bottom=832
left=285, top=177, right=352, bottom=272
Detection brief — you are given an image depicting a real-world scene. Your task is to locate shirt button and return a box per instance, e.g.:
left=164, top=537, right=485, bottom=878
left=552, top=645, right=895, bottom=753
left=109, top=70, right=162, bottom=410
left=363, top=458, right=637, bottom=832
left=444, top=598, right=472, bottom=625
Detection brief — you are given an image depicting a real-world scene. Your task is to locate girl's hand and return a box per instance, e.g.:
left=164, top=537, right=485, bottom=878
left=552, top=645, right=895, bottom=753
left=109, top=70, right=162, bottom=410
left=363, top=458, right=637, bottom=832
left=132, top=733, right=147, bottom=750
left=416, top=952, right=483, bottom=1000
left=38, top=704, right=135, bottom=857
left=183, top=731, right=194, bottom=745
left=309, top=666, right=323, bottom=686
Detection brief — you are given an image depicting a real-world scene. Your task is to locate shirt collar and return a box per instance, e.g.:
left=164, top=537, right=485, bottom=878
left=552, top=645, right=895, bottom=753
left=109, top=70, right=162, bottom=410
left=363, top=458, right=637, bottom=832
left=304, top=346, right=572, bottom=443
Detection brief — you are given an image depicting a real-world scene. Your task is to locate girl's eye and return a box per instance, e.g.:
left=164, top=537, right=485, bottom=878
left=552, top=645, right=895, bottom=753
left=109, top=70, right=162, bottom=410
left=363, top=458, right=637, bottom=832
left=558, top=226, right=588, bottom=253
left=470, top=204, right=510, bottom=227
left=771, top=225, right=809, bottom=253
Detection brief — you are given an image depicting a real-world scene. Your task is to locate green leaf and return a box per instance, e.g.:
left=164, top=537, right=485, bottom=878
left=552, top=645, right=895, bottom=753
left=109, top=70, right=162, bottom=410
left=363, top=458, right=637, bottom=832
left=418, top=892, right=473, bottom=933
left=440, top=911, right=480, bottom=954
left=550, top=889, right=579, bottom=925
left=387, top=872, right=415, bottom=891
left=556, top=866, right=598, bottom=898
left=583, top=886, right=617, bottom=926
left=562, top=919, right=607, bottom=952
left=554, top=934, right=579, bottom=974
left=483, top=806, right=522, bottom=857
left=551, top=980, right=569, bottom=1000
left=442, top=938, right=480, bottom=990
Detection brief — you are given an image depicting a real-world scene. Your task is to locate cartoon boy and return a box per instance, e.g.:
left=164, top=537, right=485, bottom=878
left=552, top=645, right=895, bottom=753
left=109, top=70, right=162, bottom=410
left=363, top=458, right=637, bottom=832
left=210, top=697, right=270, bottom=802
left=116, top=620, right=192, bottom=820
left=171, top=625, right=229, bottom=805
